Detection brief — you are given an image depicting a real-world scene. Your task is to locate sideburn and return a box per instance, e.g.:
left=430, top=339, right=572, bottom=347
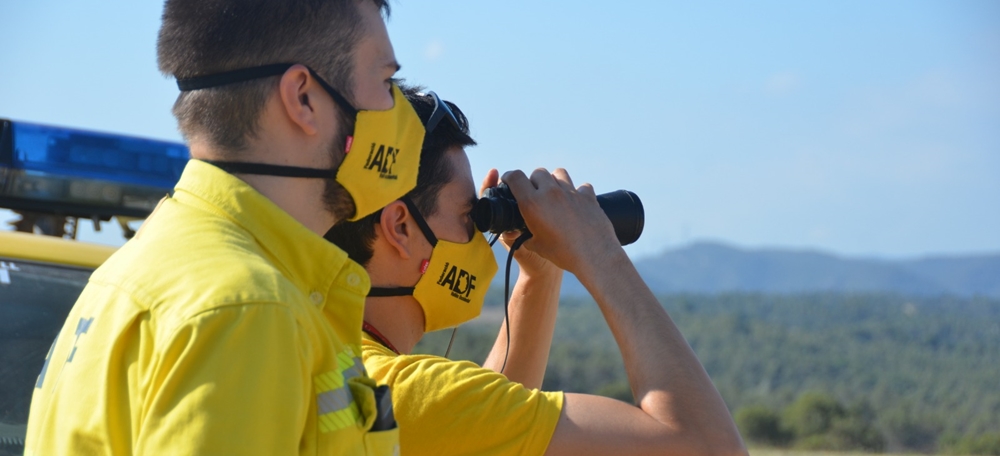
left=323, top=112, right=358, bottom=221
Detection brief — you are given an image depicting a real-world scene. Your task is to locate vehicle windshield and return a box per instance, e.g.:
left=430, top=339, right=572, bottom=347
left=0, top=258, right=91, bottom=455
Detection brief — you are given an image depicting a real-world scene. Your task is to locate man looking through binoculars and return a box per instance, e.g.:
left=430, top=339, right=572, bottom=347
left=325, top=88, right=746, bottom=456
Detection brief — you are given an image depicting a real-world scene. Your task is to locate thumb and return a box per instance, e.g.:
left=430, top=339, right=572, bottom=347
left=479, top=168, right=500, bottom=197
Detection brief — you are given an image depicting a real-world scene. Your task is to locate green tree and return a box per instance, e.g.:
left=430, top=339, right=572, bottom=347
left=944, top=433, right=1000, bottom=455
left=734, top=405, right=792, bottom=446
left=779, top=393, right=885, bottom=451
left=827, top=401, right=885, bottom=452
left=594, top=381, right=633, bottom=403
left=881, top=405, right=942, bottom=452
left=782, top=391, right=845, bottom=438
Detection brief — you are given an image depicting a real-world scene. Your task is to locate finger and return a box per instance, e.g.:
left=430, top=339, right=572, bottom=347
left=501, top=169, right=535, bottom=200
left=529, top=167, right=558, bottom=192
left=501, top=229, right=522, bottom=239
left=500, top=228, right=526, bottom=247
left=479, top=168, right=500, bottom=197
left=577, top=183, right=597, bottom=197
left=518, top=234, right=537, bottom=253
left=552, top=168, right=575, bottom=190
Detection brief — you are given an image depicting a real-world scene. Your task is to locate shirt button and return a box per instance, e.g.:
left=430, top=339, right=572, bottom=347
left=346, top=273, right=361, bottom=287
left=310, top=292, right=323, bottom=305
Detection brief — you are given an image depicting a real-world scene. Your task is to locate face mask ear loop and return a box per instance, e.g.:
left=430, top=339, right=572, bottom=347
left=306, top=68, right=359, bottom=118
left=500, top=230, right=532, bottom=374
left=400, top=196, right=438, bottom=247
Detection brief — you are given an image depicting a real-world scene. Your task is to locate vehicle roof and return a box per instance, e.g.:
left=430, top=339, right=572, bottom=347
left=0, top=230, right=117, bottom=269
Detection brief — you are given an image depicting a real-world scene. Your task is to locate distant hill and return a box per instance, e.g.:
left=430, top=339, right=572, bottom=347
left=492, top=241, right=1000, bottom=298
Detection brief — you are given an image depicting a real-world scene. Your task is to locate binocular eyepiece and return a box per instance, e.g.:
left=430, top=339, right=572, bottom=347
left=473, top=183, right=645, bottom=246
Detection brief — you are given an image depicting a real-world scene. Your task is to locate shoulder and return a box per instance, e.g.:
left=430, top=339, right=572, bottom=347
left=90, top=199, right=300, bottom=324
left=362, top=340, right=563, bottom=456
left=162, top=301, right=306, bottom=352
left=363, top=340, right=562, bottom=411
left=363, top=343, right=487, bottom=386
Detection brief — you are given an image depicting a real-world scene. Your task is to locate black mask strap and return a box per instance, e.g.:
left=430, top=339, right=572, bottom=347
left=175, top=63, right=358, bottom=117
left=177, top=63, right=293, bottom=91
left=368, top=287, right=416, bottom=297
left=400, top=196, right=438, bottom=247
left=306, top=68, right=359, bottom=118
left=200, top=159, right=332, bottom=179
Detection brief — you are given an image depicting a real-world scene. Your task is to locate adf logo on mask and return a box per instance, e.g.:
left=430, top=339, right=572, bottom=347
left=435, top=262, right=477, bottom=303
left=363, top=143, right=400, bottom=180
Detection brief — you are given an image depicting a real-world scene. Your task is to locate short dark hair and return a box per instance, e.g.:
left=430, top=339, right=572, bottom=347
left=324, top=85, right=477, bottom=266
left=157, top=0, right=390, bottom=154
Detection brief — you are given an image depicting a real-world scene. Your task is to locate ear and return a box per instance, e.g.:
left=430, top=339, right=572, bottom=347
left=378, top=200, right=413, bottom=260
left=277, top=64, right=322, bottom=136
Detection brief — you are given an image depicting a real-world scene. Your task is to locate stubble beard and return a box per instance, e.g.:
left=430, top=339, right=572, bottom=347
left=322, top=113, right=358, bottom=222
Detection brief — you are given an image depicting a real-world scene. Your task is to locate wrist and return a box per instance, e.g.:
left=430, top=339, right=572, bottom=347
left=573, top=245, right=630, bottom=290
left=517, top=262, right=562, bottom=280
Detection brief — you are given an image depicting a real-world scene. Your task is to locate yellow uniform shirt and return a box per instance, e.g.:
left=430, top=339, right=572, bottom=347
left=25, top=160, right=399, bottom=455
left=361, top=335, right=563, bottom=456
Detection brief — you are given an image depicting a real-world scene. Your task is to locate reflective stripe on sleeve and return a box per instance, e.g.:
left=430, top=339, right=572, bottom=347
left=314, top=349, right=366, bottom=433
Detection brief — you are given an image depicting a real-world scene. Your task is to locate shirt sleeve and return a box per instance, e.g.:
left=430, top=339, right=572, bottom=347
left=364, top=345, right=564, bottom=456
left=136, top=303, right=311, bottom=455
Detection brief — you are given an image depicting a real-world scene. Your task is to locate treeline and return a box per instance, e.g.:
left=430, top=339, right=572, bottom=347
left=735, top=391, right=1000, bottom=454
left=416, top=292, right=1000, bottom=454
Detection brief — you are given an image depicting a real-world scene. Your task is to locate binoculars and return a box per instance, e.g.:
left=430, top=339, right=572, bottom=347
left=472, top=183, right=645, bottom=246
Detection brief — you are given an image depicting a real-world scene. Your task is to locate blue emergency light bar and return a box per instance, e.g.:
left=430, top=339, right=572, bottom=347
left=0, top=119, right=189, bottom=219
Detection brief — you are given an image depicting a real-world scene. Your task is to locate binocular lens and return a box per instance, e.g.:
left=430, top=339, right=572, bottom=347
left=597, top=190, right=644, bottom=246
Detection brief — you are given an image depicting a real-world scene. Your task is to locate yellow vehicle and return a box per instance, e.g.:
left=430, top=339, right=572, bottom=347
left=0, top=118, right=187, bottom=454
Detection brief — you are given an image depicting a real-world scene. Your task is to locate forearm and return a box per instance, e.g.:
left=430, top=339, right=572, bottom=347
left=498, top=167, right=745, bottom=454
left=576, top=248, right=743, bottom=445
left=483, top=269, right=561, bottom=389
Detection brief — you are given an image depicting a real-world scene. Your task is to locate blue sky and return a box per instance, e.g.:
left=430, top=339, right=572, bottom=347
left=2, top=1, right=998, bottom=259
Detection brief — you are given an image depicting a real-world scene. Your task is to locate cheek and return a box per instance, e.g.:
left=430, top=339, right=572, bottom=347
left=452, top=214, right=474, bottom=243
left=352, top=73, right=393, bottom=111
left=417, top=241, right=435, bottom=263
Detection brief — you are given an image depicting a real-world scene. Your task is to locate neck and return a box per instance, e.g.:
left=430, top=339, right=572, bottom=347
left=189, top=141, right=337, bottom=236
left=238, top=173, right=336, bottom=235
left=363, top=296, right=425, bottom=355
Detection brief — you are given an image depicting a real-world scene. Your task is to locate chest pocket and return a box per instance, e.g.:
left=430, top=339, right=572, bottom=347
left=348, top=376, right=399, bottom=455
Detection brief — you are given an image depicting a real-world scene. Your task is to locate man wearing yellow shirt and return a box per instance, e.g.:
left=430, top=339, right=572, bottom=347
left=326, top=90, right=747, bottom=456
left=25, top=0, right=425, bottom=454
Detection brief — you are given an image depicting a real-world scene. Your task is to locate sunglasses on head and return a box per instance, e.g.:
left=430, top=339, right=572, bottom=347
left=424, top=91, right=461, bottom=133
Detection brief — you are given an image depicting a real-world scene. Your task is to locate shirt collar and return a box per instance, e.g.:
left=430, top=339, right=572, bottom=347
left=171, top=159, right=370, bottom=304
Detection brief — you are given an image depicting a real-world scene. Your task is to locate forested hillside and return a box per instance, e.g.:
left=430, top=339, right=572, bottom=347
left=416, top=293, right=1000, bottom=453
left=498, top=242, right=1000, bottom=297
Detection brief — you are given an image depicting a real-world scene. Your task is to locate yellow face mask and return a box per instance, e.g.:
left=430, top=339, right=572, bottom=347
left=335, top=84, right=424, bottom=221
left=368, top=197, right=499, bottom=332
left=176, top=64, right=453, bottom=221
